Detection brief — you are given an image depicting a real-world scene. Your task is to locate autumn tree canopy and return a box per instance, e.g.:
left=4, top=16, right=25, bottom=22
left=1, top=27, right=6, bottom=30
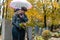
left=4, top=0, right=60, bottom=27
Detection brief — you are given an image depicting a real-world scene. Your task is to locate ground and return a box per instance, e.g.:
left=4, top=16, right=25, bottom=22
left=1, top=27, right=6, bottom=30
left=0, top=35, right=1, bottom=40
left=49, top=37, right=60, bottom=40
left=0, top=35, right=60, bottom=40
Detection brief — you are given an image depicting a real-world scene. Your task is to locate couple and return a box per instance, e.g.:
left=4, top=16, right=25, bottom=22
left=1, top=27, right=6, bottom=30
left=12, top=7, right=28, bottom=40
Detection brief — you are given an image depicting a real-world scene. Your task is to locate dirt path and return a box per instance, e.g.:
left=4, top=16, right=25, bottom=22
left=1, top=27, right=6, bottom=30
left=0, top=35, right=1, bottom=40
left=49, top=37, right=60, bottom=40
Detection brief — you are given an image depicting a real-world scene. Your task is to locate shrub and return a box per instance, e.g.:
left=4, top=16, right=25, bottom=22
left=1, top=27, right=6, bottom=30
left=34, top=35, right=44, bottom=40
left=42, top=30, right=52, bottom=40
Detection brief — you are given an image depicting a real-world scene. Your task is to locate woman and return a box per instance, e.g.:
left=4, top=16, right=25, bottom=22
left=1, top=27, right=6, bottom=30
left=12, top=7, right=28, bottom=40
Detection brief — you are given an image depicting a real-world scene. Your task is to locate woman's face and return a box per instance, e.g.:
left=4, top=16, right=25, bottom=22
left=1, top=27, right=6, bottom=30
left=17, top=10, right=25, bottom=18
left=17, top=10, right=25, bottom=14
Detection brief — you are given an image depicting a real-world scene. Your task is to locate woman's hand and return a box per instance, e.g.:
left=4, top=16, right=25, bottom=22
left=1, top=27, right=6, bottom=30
left=19, top=23, right=26, bottom=28
left=22, top=23, right=26, bottom=27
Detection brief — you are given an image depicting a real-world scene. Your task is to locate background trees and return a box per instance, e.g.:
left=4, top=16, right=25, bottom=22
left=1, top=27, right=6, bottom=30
left=4, top=0, right=60, bottom=27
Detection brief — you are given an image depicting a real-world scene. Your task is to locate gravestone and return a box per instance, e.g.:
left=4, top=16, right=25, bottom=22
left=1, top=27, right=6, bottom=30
left=27, top=27, right=32, bottom=40
left=2, top=18, right=12, bottom=40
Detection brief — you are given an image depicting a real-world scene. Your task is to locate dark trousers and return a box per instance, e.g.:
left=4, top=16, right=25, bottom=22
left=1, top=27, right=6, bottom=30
left=12, top=27, right=25, bottom=40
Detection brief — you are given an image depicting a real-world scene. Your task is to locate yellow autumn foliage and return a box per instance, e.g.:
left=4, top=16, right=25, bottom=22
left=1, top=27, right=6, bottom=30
left=52, top=1, right=59, bottom=8
left=4, top=0, right=14, bottom=20
left=4, top=0, right=60, bottom=27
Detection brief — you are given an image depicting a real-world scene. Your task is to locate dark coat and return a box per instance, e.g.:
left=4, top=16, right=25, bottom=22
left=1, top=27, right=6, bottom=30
left=12, top=13, right=28, bottom=40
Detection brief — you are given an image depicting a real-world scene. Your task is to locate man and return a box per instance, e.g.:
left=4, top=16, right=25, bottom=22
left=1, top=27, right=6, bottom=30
left=12, top=7, right=28, bottom=40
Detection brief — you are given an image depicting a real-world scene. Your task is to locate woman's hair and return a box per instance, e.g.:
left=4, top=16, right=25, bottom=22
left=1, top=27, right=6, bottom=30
left=14, top=7, right=27, bottom=12
left=14, top=9, right=20, bottom=12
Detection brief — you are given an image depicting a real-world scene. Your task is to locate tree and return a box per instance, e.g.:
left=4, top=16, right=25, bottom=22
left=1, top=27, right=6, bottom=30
left=4, top=0, right=60, bottom=27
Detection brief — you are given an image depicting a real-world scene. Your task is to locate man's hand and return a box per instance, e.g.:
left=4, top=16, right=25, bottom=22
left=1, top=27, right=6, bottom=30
left=19, top=14, right=24, bottom=18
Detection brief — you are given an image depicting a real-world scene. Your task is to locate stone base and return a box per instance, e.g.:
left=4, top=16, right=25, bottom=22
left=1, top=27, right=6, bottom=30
left=2, top=19, right=12, bottom=40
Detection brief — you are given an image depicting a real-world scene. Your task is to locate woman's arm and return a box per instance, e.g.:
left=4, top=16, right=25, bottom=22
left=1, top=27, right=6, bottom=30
left=12, top=15, right=20, bottom=29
